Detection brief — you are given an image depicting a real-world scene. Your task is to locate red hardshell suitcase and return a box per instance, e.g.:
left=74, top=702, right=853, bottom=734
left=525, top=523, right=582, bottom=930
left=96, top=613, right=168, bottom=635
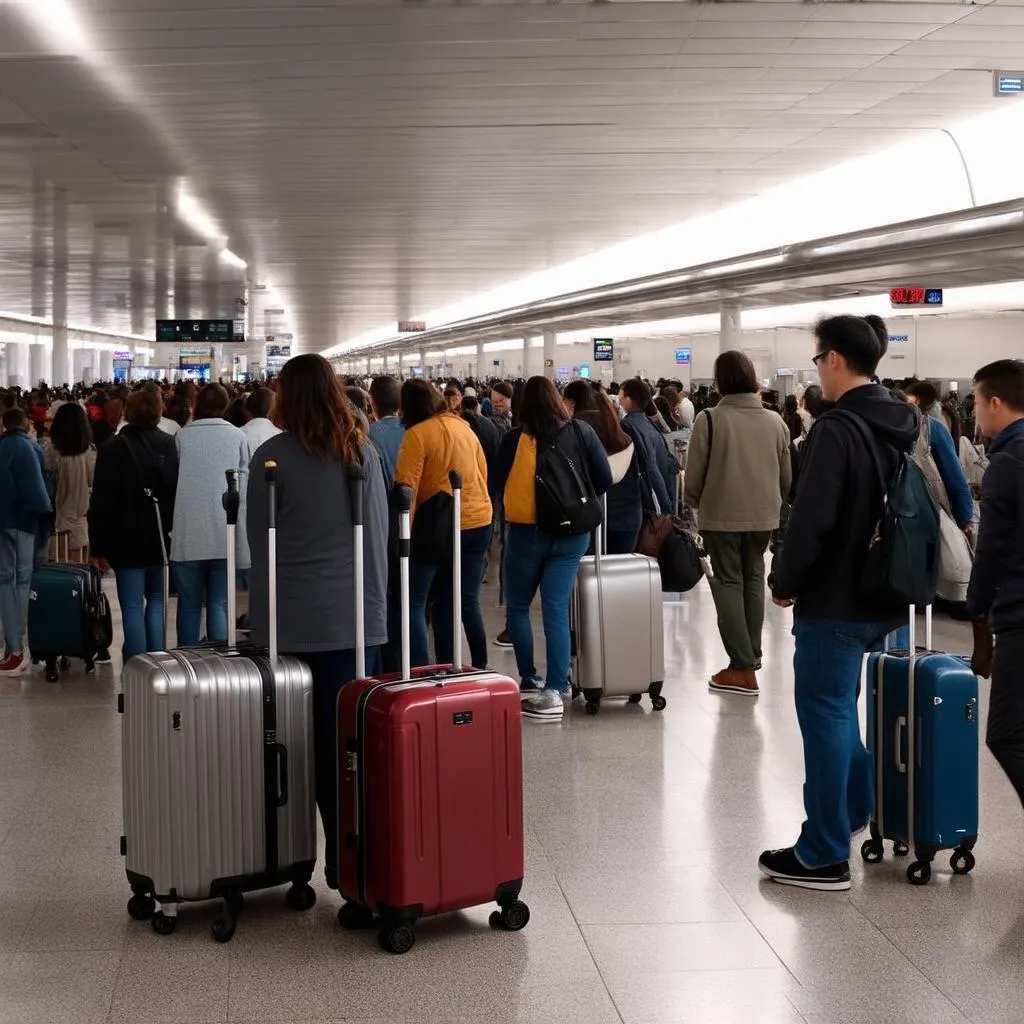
left=335, top=467, right=529, bottom=954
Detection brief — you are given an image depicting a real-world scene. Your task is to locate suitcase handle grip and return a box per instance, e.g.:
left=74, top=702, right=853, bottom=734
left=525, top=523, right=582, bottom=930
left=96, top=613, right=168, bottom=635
left=895, top=716, right=908, bottom=775
left=273, top=742, right=289, bottom=807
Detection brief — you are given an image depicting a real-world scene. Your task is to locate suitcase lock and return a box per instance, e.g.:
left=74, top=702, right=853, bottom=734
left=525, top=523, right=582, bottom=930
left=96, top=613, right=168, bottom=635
left=346, top=752, right=358, bottom=773
left=965, top=698, right=977, bottom=724
left=172, top=712, right=181, bottom=731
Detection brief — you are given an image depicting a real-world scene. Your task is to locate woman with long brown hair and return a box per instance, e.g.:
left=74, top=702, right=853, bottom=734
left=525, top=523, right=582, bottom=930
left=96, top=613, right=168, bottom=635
left=246, top=354, right=389, bottom=892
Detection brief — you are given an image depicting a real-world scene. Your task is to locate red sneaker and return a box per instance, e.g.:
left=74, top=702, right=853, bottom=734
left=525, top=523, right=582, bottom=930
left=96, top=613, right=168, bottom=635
left=0, top=652, right=25, bottom=674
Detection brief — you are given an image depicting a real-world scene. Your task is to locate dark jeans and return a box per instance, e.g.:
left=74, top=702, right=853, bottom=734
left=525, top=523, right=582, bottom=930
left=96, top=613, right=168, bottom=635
left=294, top=645, right=381, bottom=890
left=703, top=530, right=772, bottom=670
left=988, top=628, right=1024, bottom=809
left=410, top=524, right=492, bottom=669
left=171, top=558, right=228, bottom=647
left=114, top=566, right=166, bottom=661
left=793, top=617, right=890, bottom=868
left=505, top=524, right=589, bottom=693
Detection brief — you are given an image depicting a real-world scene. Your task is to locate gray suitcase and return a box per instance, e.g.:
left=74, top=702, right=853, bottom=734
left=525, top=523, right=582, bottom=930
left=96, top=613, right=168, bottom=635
left=570, top=510, right=666, bottom=715
left=119, top=462, right=317, bottom=942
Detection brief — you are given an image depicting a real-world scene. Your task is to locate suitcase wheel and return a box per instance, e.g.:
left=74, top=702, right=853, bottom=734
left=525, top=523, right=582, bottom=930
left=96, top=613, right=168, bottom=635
left=151, top=911, right=177, bottom=936
left=59, top=656, right=71, bottom=671
left=212, top=889, right=244, bottom=943
left=585, top=699, right=600, bottom=716
left=651, top=695, right=667, bottom=712
left=906, top=861, right=932, bottom=886
left=44, top=658, right=59, bottom=683
left=627, top=694, right=643, bottom=705
left=337, top=901, right=375, bottom=931
left=378, top=922, right=415, bottom=955
left=127, top=893, right=156, bottom=921
left=893, top=841, right=910, bottom=858
left=285, top=883, right=316, bottom=913
left=490, top=900, right=530, bottom=933
left=860, top=839, right=884, bottom=865
left=950, top=849, right=976, bottom=876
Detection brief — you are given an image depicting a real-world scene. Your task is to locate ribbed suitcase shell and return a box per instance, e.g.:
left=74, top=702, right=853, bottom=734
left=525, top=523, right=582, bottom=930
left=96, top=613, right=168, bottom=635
left=336, top=669, right=524, bottom=921
left=121, top=647, right=316, bottom=903
left=866, top=651, right=979, bottom=855
left=571, top=553, right=665, bottom=701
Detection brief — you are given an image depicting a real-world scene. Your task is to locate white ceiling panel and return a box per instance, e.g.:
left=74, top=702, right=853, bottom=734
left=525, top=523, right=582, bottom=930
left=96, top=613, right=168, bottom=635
left=0, top=0, right=1019, bottom=350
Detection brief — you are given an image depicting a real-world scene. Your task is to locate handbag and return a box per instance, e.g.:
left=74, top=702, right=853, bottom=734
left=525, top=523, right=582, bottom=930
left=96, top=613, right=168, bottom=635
left=409, top=420, right=456, bottom=564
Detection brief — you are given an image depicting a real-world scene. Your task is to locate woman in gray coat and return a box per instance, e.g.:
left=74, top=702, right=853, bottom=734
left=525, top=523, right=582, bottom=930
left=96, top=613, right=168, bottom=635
left=170, top=383, right=250, bottom=646
left=247, top=354, right=389, bottom=892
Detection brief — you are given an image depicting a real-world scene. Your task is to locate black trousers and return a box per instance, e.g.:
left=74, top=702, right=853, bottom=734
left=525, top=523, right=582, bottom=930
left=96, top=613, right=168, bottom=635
left=987, top=627, right=1024, bottom=809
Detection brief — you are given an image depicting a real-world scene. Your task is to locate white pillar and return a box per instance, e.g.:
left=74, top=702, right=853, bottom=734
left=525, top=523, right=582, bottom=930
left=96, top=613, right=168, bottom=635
left=31, top=171, right=48, bottom=320
left=52, top=188, right=70, bottom=386
left=8, top=341, right=29, bottom=388
left=0, top=346, right=7, bottom=386
left=30, top=341, right=50, bottom=388
left=521, top=336, right=531, bottom=378
left=720, top=300, right=742, bottom=353
left=155, top=187, right=175, bottom=321
left=100, top=349, right=114, bottom=381
left=542, top=329, right=556, bottom=381
left=475, top=340, right=485, bottom=380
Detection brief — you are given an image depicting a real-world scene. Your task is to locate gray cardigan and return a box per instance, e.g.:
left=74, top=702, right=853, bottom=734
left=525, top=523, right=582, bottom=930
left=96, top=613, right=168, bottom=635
left=246, top=434, right=389, bottom=653
left=171, top=419, right=251, bottom=568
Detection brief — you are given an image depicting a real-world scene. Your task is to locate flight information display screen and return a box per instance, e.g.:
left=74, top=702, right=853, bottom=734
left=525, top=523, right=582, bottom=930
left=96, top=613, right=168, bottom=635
left=593, top=338, right=614, bottom=362
left=156, top=319, right=242, bottom=342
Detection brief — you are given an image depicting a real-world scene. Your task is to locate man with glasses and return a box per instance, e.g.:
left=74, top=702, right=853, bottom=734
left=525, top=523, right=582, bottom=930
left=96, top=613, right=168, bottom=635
left=760, top=315, right=917, bottom=891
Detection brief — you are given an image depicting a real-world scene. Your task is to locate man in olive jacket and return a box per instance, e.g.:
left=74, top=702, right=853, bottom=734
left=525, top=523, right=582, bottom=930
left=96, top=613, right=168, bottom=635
left=684, top=351, right=791, bottom=697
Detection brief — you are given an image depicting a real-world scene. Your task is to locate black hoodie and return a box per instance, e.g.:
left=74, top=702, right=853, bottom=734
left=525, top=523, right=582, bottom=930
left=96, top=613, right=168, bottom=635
left=772, top=383, right=919, bottom=622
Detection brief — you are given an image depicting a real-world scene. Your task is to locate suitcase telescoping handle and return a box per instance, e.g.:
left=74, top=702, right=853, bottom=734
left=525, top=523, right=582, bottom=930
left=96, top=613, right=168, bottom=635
left=449, top=469, right=463, bottom=671
left=223, top=469, right=240, bottom=650
left=349, top=460, right=366, bottom=681
left=396, top=484, right=413, bottom=680
left=902, top=603, right=933, bottom=852
left=265, top=460, right=279, bottom=664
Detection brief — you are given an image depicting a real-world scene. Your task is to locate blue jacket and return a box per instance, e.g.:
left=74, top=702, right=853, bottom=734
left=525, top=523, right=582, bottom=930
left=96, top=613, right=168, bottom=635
left=621, top=411, right=675, bottom=515
left=0, top=429, right=52, bottom=532
left=967, top=418, right=1024, bottom=633
left=927, top=414, right=974, bottom=529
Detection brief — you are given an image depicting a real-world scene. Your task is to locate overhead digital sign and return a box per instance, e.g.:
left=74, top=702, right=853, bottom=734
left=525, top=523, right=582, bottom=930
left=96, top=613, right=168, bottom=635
left=593, top=338, right=614, bottom=362
left=156, top=319, right=243, bottom=343
left=889, top=288, right=942, bottom=308
left=675, top=348, right=692, bottom=365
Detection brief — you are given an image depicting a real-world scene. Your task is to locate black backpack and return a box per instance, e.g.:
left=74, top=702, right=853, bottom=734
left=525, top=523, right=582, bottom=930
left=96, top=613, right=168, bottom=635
left=534, top=422, right=603, bottom=538
left=833, top=410, right=940, bottom=608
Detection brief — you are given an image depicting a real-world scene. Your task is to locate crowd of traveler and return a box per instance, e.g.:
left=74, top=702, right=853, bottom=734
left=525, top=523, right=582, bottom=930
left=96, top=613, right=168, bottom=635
left=1, top=332, right=1022, bottom=897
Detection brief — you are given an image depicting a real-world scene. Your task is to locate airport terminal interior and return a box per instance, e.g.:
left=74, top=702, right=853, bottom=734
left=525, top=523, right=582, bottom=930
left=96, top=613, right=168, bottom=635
left=3, top=0, right=1024, bottom=1021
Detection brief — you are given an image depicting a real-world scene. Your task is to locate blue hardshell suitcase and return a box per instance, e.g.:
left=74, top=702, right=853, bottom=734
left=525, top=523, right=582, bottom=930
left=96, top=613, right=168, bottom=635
left=861, top=608, right=979, bottom=885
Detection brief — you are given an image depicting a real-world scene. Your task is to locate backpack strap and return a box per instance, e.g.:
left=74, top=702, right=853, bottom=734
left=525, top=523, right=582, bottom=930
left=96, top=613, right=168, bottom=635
left=829, top=409, right=888, bottom=496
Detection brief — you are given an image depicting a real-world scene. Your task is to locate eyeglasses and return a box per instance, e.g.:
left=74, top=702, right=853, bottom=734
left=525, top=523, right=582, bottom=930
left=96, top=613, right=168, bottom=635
left=812, top=350, right=832, bottom=366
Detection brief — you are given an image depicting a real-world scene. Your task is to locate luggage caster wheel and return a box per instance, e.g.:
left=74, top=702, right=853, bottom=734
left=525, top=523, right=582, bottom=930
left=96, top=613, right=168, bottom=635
left=570, top=684, right=581, bottom=701
left=31, top=657, right=39, bottom=666
left=151, top=912, right=176, bottom=936
left=585, top=701, right=600, bottom=716
left=861, top=840, right=884, bottom=865
left=337, top=901, right=375, bottom=930
left=211, top=916, right=236, bottom=944
left=286, top=883, right=316, bottom=912
left=893, top=841, right=910, bottom=858
left=127, top=894, right=155, bottom=921
left=45, top=668, right=59, bottom=683
left=498, top=901, right=530, bottom=932
left=85, top=659, right=95, bottom=674
left=59, top=656, right=71, bottom=671
left=627, top=694, right=643, bottom=705
left=951, top=850, right=976, bottom=875
left=651, top=696, right=667, bottom=711
left=378, top=923, right=415, bottom=955
left=906, top=861, right=932, bottom=886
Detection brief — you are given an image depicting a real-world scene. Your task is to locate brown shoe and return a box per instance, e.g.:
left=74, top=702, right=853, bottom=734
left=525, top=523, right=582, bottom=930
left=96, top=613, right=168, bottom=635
left=709, top=668, right=759, bottom=696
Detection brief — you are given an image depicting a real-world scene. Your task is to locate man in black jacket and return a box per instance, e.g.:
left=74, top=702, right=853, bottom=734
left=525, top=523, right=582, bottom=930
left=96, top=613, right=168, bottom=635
left=761, top=316, right=918, bottom=891
left=967, top=359, right=1024, bottom=808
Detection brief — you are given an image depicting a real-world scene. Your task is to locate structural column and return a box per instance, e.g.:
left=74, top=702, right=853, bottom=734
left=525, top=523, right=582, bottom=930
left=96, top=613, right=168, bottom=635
left=542, top=329, right=556, bottom=381
left=7, top=341, right=29, bottom=388
left=31, top=174, right=52, bottom=386
left=52, top=188, right=70, bottom=386
left=719, top=300, right=742, bottom=353
left=30, top=340, right=49, bottom=387
left=154, top=188, right=175, bottom=321
left=475, top=340, right=486, bottom=380
left=129, top=222, right=147, bottom=337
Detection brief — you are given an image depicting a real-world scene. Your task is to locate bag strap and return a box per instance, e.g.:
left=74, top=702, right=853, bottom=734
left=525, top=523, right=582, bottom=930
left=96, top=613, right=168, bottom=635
left=704, top=408, right=714, bottom=457
left=830, top=409, right=888, bottom=496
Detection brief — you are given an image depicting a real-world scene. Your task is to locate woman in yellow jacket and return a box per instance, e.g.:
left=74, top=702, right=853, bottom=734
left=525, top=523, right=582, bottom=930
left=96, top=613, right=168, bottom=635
left=395, top=380, right=493, bottom=669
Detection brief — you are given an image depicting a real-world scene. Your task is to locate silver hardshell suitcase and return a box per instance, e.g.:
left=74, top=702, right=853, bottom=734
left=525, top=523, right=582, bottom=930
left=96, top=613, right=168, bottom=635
left=119, top=462, right=317, bottom=942
left=570, top=508, right=666, bottom=715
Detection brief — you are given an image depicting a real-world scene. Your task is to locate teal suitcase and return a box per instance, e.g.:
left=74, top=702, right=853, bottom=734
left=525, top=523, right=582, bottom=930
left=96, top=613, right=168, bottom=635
left=28, top=564, right=112, bottom=680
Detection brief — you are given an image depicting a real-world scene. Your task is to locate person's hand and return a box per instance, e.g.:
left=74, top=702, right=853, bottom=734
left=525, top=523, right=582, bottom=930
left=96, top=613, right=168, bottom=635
left=962, top=524, right=975, bottom=547
left=93, top=557, right=111, bottom=574
left=773, top=596, right=794, bottom=609
left=971, top=620, right=993, bottom=679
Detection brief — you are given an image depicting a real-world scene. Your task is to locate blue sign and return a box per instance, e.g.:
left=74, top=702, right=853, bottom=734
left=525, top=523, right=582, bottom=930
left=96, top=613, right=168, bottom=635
left=579, top=364, right=590, bottom=379
left=996, top=74, right=1024, bottom=95
left=888, top=334, right=910, bottom=344
left=924, top=288, right=943, bottom=306
left=675, top=347, right=692, bottom=365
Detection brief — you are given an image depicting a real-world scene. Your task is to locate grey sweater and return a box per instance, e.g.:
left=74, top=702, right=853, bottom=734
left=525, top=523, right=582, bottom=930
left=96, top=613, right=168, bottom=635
left=246, top=434, right=389, bottom=653
left=171, top=419, right=251, bottom=568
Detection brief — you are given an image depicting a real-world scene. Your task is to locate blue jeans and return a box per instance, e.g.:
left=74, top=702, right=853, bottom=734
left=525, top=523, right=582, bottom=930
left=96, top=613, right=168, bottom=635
left=410, top=524, right=492, bottom=669
left=505, top=525, right=589, bottom=693
left=793, top=617, right=891, bottom=868
left=172, top=559, right=228, bottom=647
left=293, top=646, right=381, bottom=889
left=114, top=566, right=166, bottom=662
left=0, top=528, right=35, bottom=655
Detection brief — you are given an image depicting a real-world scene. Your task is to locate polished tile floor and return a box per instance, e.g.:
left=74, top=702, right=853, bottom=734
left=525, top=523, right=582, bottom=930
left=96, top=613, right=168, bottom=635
left=0, top=576, right=1020, bottom=1024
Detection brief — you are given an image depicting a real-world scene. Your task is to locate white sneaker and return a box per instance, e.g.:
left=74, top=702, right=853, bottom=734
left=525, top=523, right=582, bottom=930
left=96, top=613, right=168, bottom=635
left=521, top=689, right=564, bottom=722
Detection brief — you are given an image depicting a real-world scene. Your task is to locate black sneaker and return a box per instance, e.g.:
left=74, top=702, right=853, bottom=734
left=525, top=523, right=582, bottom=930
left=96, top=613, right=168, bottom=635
left=494, top=628, right=513, bottom=648
left=95, top=649, right=112, bottom=665
left=758, top=847, right=851, bottom=891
